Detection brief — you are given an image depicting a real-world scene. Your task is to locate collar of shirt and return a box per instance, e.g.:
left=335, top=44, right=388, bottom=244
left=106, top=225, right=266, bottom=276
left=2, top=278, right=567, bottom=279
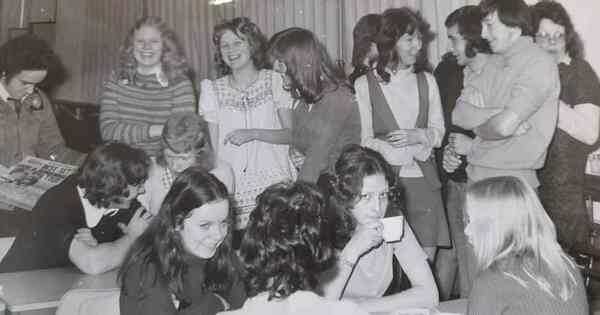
left=389, top=66, right=414, bottom=80
left=559, top=54, right=572, bottom=66
left=76, top=186, right=120, bottom=228
left=0, top=82, right=11, bottom=102
left=501, top=36, right=534, bottom=68
left=155, top=71, right=169, bottom=88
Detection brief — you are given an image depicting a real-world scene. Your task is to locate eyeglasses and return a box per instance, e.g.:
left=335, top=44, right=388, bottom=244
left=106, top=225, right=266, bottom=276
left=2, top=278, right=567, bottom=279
left=535, top=32, right=565, bottom=42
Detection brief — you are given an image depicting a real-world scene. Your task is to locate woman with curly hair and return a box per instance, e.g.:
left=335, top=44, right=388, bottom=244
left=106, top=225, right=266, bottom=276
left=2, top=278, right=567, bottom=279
left=317, top=145, right=438, bottom=314
left=221, top=181, right=368, bottom=315
left=140, top=112, right=234, bottom=215
left=465, top=176, right=588, bottom=315
left=119, top=167, right=245, bottom=315
left=268, top=27, right=361, bottom=183
left=532, top=0, right=600, bottom=252
left=355, top=7, right=448, bottom=261
left=199, top=17, right=295, bottom=232
left=0, top=142, right=151, bottom=274
left=100, top=16, right=196, bottom=157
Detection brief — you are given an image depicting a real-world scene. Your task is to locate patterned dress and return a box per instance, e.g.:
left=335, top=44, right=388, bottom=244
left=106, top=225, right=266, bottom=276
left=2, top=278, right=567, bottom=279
left=199, top=69, right=295, bottom=229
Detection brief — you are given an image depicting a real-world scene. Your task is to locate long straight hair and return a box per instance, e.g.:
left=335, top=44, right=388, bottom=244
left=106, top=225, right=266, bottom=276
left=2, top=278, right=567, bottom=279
left=466, top=176, right=578, bottom=301
left=119, top=167, right=236, bottom=302
left=268, top=27, right=348, bottom=104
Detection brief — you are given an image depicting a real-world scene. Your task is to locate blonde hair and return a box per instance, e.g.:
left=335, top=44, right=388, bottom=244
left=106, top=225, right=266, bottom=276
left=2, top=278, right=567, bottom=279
left=466, top=176, right=578, bottom=301
left=116, top=16, right=190, bottom=84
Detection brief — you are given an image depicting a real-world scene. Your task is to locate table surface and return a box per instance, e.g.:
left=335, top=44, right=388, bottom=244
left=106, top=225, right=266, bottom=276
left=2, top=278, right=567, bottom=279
left=0, top=267, right=117, bottom=312
left=437, top=298, right=467, bottom=314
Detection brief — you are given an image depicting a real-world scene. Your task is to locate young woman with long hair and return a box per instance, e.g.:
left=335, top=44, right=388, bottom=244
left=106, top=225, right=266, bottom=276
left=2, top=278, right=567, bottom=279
left=465, top=176, right=588, bottom=315
left=119, top=167, right=245, bottom=315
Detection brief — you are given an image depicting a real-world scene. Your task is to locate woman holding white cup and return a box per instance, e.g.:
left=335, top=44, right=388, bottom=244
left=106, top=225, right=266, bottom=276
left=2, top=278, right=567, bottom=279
left=317, top=145, right=438, bottom=314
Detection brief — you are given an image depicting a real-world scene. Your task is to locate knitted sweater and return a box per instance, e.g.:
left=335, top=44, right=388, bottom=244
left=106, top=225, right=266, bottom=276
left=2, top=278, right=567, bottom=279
left=99, top=73, right=196, bottom=156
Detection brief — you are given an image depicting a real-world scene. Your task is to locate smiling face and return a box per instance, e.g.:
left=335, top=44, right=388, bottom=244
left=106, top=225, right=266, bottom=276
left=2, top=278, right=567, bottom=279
left=1, top=70, right=47, bottom=100
left=179, top=199, right=229, bottom=259
left=219, top=30, right=253, bottom=72
left=481, top=11, right=521, bottom=54
left=535, top=18, right=566, bottom=58
left=447, top=24, right=470, bottom=66
left=394, top=31, right=422, bottom=69
left=133, top=25, right=163, bottom=74
left=351, top=174, right=389, bottom=226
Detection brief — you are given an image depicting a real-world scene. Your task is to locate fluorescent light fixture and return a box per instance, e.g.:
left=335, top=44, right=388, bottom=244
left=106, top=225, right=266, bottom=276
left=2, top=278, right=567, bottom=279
left=209, top=0, right=233, bottom=5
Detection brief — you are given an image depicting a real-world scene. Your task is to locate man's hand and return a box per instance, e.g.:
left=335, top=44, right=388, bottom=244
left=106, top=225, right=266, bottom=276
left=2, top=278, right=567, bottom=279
left=73, top=228, right=98, bottom=247
left=443, top=146, right=462, bottom=173
left=448, top=133, right=474, bottom=155
left=118, top=207, right=152, bottom=239
left=514, top=121, right=531, bottom=136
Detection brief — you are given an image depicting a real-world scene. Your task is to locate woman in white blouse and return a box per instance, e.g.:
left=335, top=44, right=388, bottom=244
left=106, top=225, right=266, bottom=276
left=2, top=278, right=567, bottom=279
left=354, top=7, right=448, bottom=260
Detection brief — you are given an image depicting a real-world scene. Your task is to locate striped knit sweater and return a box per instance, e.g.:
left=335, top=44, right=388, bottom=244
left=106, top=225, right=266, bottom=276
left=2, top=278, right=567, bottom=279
left=99, top=73, right=196, bottom=156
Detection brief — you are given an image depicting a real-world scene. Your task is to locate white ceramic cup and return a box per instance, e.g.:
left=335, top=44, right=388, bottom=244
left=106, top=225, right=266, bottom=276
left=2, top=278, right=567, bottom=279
left=381, top=215, right=404, bottom=243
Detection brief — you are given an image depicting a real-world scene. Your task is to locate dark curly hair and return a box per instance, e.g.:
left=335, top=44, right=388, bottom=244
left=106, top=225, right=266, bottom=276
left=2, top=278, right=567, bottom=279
left=268, top=27, right=349, bottom=104
left=376, top=7, right=435, bottom=82
left=0, top=34, right=66, bottom=91
left=445, top=5, right=492, bottom=58
left=531, top=0, right=584, bottom=60
left=212, top=17, right=268, bottom=77
left=116, top=16, right=191, bottom=84
left=119, top=167, right=237, bottom=303
left=317, top=145, right=399, bottom=249
left=240, top=181, right=336, bottom=300
left=77, top=142, right=150, bottom=208
left=155, top=112, right=215, bottom=172
left=349, top=14, right=382, bottom=85
left=479, top=0, right=533, bottom=36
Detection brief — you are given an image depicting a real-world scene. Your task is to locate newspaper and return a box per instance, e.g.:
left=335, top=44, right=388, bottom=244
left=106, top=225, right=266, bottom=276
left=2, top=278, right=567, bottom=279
left=0, top=156, right=77, bottom=210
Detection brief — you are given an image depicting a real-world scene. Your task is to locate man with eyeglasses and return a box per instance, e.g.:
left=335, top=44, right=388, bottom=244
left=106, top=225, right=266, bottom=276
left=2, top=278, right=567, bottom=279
left=450, top=0, right=559, bottom=190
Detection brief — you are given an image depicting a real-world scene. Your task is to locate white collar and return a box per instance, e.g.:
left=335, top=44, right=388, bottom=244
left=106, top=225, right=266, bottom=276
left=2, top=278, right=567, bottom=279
left=155, top=71, right=169, bottom=87
left=559, top=54, right=572, bottom=66
left=137, top=68, right=169, bottom=87
left=76, top=186, right=120, bottom=228
left=0, top=82, right=11, bottom=102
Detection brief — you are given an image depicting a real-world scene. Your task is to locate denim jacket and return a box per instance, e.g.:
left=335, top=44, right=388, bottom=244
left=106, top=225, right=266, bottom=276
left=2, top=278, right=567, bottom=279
left=0, top=89, right=83, bottom=167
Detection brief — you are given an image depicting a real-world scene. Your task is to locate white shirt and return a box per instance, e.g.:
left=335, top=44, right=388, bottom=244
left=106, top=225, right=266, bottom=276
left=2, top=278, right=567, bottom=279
left=76, top=186, right=120, bottom=228
left=355, top=68, right=445, bottom=177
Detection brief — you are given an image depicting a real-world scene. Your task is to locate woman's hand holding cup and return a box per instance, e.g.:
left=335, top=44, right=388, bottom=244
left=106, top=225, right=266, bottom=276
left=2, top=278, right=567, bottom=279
left=341, top=220, right=384, bottom=265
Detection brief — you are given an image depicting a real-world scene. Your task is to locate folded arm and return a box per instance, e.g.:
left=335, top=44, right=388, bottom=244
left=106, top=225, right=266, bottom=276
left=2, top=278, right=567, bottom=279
left=558, top=102, right=600, bottom=145
left=474, top=55, right=559, bottom=140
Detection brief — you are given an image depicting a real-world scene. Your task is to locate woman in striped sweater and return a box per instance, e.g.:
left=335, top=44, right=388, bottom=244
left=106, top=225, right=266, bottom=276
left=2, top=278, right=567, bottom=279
left=100, top=16, right=196, bottom=157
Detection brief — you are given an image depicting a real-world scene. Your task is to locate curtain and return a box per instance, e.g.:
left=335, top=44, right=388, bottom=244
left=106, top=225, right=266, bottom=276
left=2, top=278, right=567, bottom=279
left=340, top=0, right=480, bottom=69
left=46, top=0, right=481, bottom=102
left=52, top=0, right=144, bottom=101
left=145, top=0, right=341, bottom=81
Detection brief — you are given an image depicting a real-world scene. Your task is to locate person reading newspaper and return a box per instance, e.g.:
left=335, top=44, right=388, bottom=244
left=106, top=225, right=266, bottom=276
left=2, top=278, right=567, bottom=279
left=0, top=143, right=152, bottom=274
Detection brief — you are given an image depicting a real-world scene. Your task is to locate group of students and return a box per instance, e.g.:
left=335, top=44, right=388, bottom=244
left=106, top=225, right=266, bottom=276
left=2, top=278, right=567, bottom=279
left=0, top=0, right=596, bottom=314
